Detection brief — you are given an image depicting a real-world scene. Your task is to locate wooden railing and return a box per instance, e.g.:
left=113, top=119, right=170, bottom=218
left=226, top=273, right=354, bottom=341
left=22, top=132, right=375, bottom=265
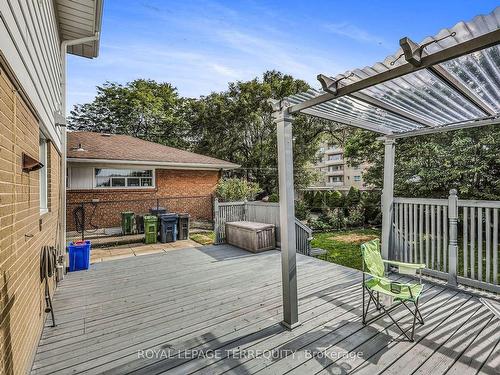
left=214, top=199, right=312, bottom=255
left=391, top=190, right=499, bottom=293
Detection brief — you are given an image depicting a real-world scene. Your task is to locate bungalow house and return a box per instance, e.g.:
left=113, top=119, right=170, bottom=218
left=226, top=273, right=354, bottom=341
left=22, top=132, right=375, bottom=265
left=66, top=131, right=238, bottom=232
left=0, top=1, right=103, bottom=373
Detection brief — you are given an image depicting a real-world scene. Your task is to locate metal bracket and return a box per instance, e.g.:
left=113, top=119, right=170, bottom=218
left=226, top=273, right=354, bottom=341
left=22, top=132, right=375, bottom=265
left=400, top=37, right=423, bottom=67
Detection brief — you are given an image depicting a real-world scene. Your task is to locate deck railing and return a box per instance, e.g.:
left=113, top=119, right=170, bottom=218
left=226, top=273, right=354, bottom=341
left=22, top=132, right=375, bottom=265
left=392, top=190, right=499, bottom=293
left=214, top=199, right=312, bottom=255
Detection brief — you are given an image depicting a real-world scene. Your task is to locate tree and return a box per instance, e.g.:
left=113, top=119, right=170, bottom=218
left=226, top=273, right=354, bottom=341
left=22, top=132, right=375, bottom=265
left=344, top=125, right=500, bottom=200
left=68, top=79, right=191, bottom=149
left=188, top=70, right=340, bottom=192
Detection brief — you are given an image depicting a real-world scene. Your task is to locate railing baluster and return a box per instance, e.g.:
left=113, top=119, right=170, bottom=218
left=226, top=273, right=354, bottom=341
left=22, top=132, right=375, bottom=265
left=413, top=204, right=418, bottom=263
left=477, top=207, right=483, bottom=282
left=404, top=203, right=409, bottom=262
left=493, top=208, right=498, bottom=285
left=409, top=203, right=414, bottom=263
left=399, top=203, right=404, bottom=261
left=485, top=208, right=491, bottom=284
left=431, top=204, right=436, bottom=270
left=470, top=207, right=476, bottom=279
left=443, top=206, right=448, bottom=273
left=463, top=207, right=468, bottom=278
left=425, top=204, right=430, bottom=267
left=419, top=204, right=424, bottom=264
left=394, top=202, right=399, bottom=259
left=437, top=205, right=442, bottom=271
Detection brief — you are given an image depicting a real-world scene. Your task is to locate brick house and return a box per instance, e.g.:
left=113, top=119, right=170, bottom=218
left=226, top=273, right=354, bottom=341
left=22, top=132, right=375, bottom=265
left=66, top=131, right=238, bottom=232
left=0, top=1, right=103, bottom=374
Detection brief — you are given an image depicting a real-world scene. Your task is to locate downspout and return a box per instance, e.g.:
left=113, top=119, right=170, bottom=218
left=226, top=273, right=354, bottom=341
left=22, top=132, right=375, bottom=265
left=59, top=33, right=99, bottom=267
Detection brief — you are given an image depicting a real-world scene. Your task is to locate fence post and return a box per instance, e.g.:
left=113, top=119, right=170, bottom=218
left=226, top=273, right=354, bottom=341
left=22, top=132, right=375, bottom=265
left=448, top=189, right=458, bottom=286
left=214, top=198, right=220, bottom=244
left=243, top=199, right=248, bottom=221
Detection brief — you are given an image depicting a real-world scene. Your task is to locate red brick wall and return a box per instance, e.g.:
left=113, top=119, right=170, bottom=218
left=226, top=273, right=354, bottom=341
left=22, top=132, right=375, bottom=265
left=67, top=169, right=220, bottom=230
left=0, top=66, right=60, bottom=375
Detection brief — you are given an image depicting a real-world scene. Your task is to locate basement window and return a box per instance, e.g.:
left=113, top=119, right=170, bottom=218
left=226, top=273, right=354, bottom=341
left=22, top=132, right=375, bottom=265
left=94, top=168, right=154, bottom=188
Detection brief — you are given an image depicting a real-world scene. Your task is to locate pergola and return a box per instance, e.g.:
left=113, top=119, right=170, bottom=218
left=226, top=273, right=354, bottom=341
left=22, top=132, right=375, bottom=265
left=273, top=7, right=500, bottom=329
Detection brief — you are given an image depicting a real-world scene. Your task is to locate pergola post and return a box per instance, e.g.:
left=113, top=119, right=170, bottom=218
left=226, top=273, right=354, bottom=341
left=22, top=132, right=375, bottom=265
left=273, top=103, right=299, bottom=330
left=381, top=138, right=396, bottom=260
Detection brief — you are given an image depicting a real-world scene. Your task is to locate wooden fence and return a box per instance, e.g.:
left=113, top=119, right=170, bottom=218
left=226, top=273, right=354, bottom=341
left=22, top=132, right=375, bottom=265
left=392, top=190, right=499, bottom=293
left=214, top=199, right=313, bottom=255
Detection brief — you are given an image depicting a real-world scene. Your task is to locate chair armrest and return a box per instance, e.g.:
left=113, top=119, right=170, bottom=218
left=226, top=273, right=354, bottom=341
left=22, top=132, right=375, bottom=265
left=363, top=272, right=415, bottom=288
left=382, top=260, right=426, bottom=269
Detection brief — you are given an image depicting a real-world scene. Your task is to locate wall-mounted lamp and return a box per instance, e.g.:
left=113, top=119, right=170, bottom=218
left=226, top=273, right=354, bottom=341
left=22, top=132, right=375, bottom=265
left=22, top=153, right=44, bottom=173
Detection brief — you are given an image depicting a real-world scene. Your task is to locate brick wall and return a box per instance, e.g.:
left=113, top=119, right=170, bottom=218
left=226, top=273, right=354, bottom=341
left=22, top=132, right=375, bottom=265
left=0, top=67, right=60, bottom=375
left=67, top=169, right=220, bottom=230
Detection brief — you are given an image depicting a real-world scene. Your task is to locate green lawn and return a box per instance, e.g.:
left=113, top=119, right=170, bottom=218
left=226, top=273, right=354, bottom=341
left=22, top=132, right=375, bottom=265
left=190, top=231, right=215, bottom=245
left=311, top=228, right=381, bottom=271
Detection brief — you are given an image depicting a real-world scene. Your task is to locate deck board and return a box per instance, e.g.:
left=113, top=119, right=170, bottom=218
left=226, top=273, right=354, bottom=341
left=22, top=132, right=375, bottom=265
left=30, top=244, right=499, bottom=375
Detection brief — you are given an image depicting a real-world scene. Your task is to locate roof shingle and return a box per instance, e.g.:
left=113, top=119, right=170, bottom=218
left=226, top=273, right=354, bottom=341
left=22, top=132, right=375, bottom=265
left=67, top=132, right=238, bottom=169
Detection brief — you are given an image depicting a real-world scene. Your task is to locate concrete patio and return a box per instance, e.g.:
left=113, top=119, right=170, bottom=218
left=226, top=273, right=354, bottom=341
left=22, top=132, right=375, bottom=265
left=31, top=245, right=499, bottom=375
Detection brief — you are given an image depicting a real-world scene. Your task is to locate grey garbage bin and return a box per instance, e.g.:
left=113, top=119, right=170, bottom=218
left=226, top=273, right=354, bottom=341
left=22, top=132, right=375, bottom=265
left=159, top=213, right=178, bottom=243
left=177, top=213, right=190, bottom=240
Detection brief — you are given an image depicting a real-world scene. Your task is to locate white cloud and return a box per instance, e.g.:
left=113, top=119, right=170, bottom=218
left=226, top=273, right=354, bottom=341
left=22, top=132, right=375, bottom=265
left=324, top=22, right=389, bottom=48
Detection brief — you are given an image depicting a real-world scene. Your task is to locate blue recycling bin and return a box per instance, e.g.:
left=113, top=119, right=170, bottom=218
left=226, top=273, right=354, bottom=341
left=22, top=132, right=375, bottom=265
left=68, top=240, right=91, bottom=271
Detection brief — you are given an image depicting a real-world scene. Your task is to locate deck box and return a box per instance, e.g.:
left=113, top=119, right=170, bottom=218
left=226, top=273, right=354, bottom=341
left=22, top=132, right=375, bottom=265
left=225, top=221, right=275, bottom=253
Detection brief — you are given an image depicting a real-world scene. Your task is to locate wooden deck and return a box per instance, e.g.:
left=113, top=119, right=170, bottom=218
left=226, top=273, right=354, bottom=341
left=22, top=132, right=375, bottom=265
left=31, top=245, right=499, bottom=375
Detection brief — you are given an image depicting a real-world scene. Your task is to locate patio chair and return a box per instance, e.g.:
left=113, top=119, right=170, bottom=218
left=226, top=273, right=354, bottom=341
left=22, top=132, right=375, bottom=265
left=361, top=239, right=425, bottom=341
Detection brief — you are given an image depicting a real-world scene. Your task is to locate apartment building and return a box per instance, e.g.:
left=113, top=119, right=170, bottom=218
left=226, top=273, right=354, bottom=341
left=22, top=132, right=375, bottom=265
left=309, top=142, right=369, bottom=191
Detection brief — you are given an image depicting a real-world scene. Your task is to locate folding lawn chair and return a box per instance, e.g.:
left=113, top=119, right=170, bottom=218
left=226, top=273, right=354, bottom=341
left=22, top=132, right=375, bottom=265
left=361, top=239, right=426, bottom=341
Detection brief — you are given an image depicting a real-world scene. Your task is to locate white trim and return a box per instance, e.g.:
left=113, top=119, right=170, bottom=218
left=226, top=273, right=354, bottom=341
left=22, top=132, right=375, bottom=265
left=92, top=167, right=156, bottom=189
left=67, top=158, right=238, bottom=170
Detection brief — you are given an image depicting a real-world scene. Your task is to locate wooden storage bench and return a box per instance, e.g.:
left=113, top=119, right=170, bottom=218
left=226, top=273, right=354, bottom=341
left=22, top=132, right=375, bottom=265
left=225, top=221, right=276, bottom=253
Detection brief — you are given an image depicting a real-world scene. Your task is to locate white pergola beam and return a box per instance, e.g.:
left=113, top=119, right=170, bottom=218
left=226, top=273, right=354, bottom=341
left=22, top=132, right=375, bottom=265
left=288, top=28, right=500, bottom=114
left=386, top=117, right=500, bottom=139
left=274, top=104, right=300, bottom=330
left=381, top=138, right=396, bottom=259
left=300, top=108, right=394, bottom=135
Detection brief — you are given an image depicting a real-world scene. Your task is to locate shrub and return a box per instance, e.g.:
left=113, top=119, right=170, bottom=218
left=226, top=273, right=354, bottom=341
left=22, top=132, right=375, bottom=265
left=360, top=191, right=382, bottom=225
left=268, top=192, right=279, bottom=203
left=345, top=187, right=362, bottom=207
left=216, top=178, right=261, bottom=202
left=346, top=206, right=364, bottom=227
left=294, top=200, right=310, bottom=221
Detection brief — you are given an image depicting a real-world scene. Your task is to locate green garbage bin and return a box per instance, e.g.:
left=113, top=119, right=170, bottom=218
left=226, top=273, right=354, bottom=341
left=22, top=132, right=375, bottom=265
left=121, top=211, right=135, bottom=235
left=144, top=215, right=158, bottom=244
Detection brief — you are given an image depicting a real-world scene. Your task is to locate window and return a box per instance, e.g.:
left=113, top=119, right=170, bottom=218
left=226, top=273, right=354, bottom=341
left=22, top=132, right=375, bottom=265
left=328, top=176, right=343, bottom=183
left=39, top=135, right=48, bottom=213
left=354, top=175, right=361, bottom=182
left=94, top=168, right=154, bottom=188
left=328, top=165, right=343, bottom=172
left=328, top=154, right=342, bottom=161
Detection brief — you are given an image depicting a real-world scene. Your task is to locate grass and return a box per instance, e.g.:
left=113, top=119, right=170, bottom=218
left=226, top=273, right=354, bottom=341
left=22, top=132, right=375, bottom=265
left=311, top=228, right=381, bottom=271
left=190, top=231, right=215, bottom=245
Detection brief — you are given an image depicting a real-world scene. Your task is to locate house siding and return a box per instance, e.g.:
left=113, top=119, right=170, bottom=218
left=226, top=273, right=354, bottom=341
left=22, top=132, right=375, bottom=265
left=0, top=67, right=60, bottom=375
left=0, top=0, right=63, bottom=150
left=66, top=169, right=220, bottom=230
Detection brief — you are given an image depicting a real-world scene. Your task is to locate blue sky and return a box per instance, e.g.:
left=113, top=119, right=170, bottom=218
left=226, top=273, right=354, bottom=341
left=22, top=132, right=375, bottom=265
left=67, top=0, right=498, bottom=111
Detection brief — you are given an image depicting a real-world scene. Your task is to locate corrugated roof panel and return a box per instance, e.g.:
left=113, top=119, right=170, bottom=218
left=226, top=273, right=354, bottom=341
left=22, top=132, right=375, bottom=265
left=285, top=7, right=499, bottom=134
left=439, top=45, right=500, bottom=113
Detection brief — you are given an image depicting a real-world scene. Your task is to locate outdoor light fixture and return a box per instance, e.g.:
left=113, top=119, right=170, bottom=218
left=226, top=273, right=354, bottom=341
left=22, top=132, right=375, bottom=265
left=22, top=153, right=44, bottom=173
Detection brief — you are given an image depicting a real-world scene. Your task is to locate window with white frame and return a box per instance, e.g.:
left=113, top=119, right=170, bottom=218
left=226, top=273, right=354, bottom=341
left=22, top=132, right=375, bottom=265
left=354, top=175, right=361, bottom=182
left=94, top=168, right=154, bottom=188
left=39, top=135, right=48, bottom=213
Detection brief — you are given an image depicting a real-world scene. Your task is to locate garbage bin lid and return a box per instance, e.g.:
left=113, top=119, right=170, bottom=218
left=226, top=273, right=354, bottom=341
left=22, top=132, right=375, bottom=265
left=178, top=213, right=190, bottom=218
